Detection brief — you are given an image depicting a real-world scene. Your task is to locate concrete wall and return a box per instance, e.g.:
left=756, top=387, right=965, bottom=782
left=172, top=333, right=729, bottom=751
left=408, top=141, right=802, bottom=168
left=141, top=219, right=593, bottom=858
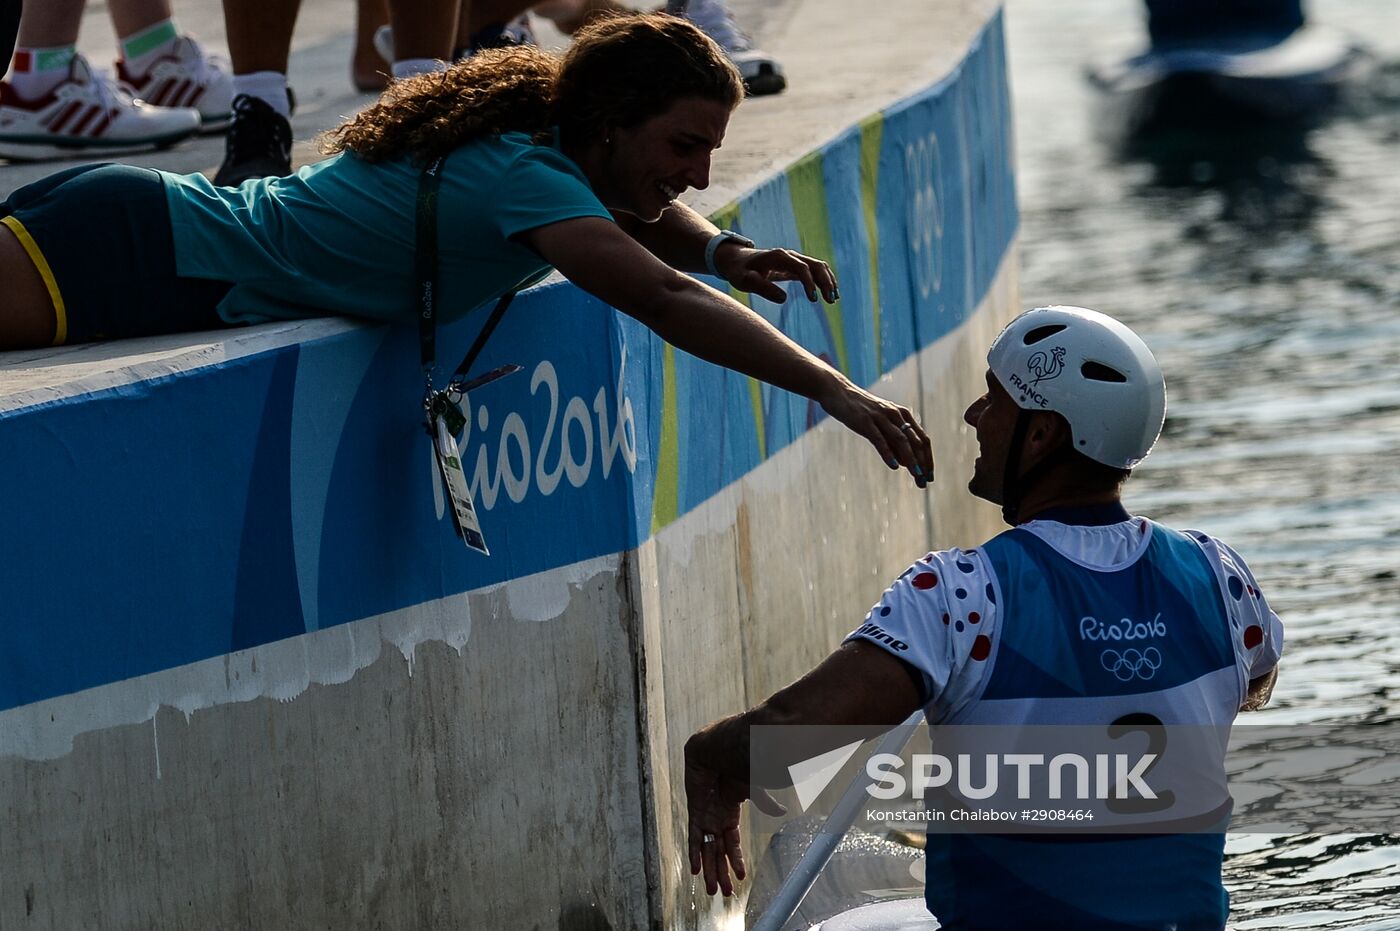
left=634, top=271, right=1017, bottom=930
left=3, top=565, right=651, bottom=929
left=0, top=1, right=1016, bottom=928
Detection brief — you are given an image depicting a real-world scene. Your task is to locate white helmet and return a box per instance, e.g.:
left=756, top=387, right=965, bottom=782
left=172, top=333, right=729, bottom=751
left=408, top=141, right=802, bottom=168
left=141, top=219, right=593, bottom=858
left=987, top=306, right=1166, bottom=469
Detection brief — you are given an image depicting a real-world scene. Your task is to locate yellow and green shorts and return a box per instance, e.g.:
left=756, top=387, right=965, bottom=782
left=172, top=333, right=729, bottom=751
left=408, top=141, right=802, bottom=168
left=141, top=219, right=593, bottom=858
left=1, top=163, right=234, bottom=345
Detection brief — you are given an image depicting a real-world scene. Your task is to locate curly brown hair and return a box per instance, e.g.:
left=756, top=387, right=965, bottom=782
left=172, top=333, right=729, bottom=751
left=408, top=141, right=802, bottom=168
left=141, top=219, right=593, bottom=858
left=550, top=12, right=743, bottom=149
left=321, top=12, right=742, bottom=165
left=321, top=45, right=558, bottom=164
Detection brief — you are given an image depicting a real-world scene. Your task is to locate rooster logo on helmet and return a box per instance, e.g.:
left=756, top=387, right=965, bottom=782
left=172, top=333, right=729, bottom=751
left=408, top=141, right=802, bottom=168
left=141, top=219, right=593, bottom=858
left=1027, top=346, right=1066, bottom=387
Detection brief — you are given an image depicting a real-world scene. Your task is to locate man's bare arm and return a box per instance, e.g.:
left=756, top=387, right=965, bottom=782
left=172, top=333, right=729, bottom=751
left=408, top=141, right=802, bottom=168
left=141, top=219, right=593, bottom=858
left=683, top=641, right=924, bottom=896
left=686, top=641, right=924, bottom=786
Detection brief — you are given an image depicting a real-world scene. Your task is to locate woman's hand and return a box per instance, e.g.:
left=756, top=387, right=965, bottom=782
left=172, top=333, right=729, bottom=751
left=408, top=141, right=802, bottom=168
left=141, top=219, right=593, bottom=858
left=818, top=377, right=935, bottom=487
left=715, top=244, right=932, bottom=486
left=527, top=217, right=934, bottom=486
left=715, top=244, right=838, bottom=305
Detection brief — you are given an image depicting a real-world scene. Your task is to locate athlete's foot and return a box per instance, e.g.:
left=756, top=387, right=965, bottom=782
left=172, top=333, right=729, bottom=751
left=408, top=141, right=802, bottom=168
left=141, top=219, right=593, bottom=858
left=116, top=35, right=236, bottom=134
left=213, top=93, right=292, bottom=186
left=673, top=0, right=786, bottom=96
left=0, top=54, right=200, bottom=161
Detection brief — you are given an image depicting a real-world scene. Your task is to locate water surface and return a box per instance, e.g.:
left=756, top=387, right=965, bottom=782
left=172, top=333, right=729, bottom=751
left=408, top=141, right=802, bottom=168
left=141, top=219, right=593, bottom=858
left=1006, top=0, right=1400, bottom=923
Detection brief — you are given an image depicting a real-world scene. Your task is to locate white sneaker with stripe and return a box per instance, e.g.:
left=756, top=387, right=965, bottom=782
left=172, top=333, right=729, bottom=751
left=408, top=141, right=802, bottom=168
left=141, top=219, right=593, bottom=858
left=117, top=36, right=235, bottom=133
left=0, top=53, right=200, bottom=161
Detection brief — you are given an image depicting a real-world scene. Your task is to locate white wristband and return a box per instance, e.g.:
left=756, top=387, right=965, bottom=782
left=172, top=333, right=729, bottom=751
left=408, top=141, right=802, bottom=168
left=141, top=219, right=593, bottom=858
left=704, top=230, right=755, bottom=278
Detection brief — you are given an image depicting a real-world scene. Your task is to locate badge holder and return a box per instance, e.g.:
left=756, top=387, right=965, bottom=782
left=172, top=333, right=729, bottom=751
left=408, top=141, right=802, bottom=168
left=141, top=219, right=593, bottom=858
left=423, top=365, right=522, bottom=554
left=417, top=156, right=522, bottom=555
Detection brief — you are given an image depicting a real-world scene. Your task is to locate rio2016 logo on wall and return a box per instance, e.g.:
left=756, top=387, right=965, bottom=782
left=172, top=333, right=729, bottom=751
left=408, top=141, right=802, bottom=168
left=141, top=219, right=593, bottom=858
left=432, top=351, right=639, bottom=516
left=904, top=131, right=944, bottom=300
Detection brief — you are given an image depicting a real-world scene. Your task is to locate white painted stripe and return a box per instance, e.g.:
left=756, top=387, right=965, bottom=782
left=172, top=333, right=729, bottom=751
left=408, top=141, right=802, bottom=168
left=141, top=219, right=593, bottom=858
left=0, top=551, right=624, bottom=760
left=0, top=317, right=366, bottom=413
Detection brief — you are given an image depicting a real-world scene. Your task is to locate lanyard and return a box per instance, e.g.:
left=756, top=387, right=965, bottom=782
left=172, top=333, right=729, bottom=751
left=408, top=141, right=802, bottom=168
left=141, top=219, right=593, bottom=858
left=416, top=153, right=523, bottom=554
left=416, top=154, right=520, bottom=426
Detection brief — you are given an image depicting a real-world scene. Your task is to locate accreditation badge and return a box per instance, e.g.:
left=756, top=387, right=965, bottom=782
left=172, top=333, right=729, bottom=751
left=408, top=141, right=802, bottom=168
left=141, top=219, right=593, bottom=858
left=432, top=411, right=489, bottom=555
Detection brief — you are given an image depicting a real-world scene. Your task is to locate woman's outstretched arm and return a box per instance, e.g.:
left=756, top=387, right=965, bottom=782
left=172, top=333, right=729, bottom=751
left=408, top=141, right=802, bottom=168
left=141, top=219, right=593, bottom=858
left=615, top=200, right=837, bottom=305
left=521, top=215, right=933, bottom=485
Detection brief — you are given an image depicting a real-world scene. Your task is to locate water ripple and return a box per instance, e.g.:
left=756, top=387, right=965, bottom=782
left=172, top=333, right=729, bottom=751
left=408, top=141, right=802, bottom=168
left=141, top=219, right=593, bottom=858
left=1009, top=0, right=1400, bottom=923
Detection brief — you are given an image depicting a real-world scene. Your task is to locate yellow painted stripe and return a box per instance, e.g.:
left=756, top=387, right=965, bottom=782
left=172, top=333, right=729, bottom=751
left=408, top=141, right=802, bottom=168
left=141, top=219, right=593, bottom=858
left=708, top=200, right=768, bottom=462
left=745, top=376, right=765, bottom=461
left=2, top=215, right=67, bottom=345
left=651, top=342, right=681, bottom=534
left=708, top=200, right=741, bottom=237
left=859, top=112, right=884, bottom=374
left=786, top=151, right=849, bottom=376
left=728, top=287, right=768, bottom=463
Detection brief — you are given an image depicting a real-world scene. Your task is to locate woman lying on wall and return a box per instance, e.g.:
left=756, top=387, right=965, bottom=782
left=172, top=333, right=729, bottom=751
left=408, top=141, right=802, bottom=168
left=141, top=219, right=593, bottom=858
left=0, top=12, right=932, bottom=485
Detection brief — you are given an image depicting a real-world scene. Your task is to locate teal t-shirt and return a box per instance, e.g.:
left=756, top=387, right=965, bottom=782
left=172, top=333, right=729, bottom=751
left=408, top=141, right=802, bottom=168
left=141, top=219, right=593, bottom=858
left=161, top=132, right=614, bottom=325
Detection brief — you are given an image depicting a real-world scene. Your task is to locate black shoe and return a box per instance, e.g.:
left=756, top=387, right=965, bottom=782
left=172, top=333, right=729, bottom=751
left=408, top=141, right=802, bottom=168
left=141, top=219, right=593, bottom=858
left=213, top=93, right=292, bottom=186
left=465, top=14, right=536, bottom=55
left=376, top=16, right=533, bottom=67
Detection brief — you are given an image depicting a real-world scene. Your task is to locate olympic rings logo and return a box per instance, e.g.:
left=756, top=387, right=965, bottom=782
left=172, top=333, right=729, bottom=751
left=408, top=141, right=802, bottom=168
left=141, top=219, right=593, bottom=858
left=1100, top=647, right=1162, bottom=681
left=902, top=132, right=944, bottom=300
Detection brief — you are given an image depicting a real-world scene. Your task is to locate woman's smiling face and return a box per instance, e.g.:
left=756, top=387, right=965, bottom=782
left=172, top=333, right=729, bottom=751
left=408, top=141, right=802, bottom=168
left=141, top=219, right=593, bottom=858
left=588, top=96, right=733, bottom=221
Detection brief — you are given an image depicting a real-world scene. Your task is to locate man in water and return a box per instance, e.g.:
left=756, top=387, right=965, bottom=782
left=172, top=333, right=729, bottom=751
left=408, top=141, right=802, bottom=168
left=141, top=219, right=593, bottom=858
left=684, top=306, right=1282, bottom=928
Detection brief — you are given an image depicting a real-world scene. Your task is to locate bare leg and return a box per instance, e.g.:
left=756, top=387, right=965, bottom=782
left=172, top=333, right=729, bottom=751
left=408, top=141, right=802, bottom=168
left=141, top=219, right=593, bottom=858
left=108, top=0, right=175, bottom=41
left=532, top=0, right=628, bottom=36
left=352, top=0, right=390, bottom=91
left=223, top=0, right=300, bottom=74
left=385, top=0, right=457, bottom=61
left=0, top=223, right=59, bottom=350
left=14, top=0, right=85, bottom=48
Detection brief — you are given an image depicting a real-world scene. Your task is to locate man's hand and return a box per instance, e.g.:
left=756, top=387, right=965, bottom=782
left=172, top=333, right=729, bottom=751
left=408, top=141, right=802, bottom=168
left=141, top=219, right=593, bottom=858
left=684, top=732, right=786, bottom=897
left=715, top=244, right=839, bottom=305
left=681, top=643, right=922, bottom=897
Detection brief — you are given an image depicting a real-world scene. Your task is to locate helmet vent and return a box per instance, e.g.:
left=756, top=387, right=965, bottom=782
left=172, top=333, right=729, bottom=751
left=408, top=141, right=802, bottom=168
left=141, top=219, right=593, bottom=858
left=1022, top=324, right=1067, bottom=345
left=1081, top=361, right=1127, bottom=383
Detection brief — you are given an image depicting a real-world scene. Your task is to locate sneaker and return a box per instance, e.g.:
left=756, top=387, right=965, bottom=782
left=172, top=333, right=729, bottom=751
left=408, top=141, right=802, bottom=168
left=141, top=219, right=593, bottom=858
left=213, top=93, right=292, bottom=186
left=116, top=35, right=235, bottom=133
left=373, top=14, right=535, bottom=66
left=0, top=53, right=199, bottom=161
left=468, top=15, right=537, bottom=53
left=672, top=0, right=786, bottom=96
left=372, top=25, right=394, bottom=64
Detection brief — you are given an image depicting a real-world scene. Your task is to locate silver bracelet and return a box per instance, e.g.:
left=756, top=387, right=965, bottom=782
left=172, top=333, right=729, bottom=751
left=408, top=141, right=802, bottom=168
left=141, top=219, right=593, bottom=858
left=704, top=229, right=755, bottom=278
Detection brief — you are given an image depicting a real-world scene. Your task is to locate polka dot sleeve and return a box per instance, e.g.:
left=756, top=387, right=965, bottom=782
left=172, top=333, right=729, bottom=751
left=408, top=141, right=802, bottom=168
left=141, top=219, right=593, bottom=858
left=843, top=548, right=1000, bottom=722
left=1187, top=531, right=1285, bottom=681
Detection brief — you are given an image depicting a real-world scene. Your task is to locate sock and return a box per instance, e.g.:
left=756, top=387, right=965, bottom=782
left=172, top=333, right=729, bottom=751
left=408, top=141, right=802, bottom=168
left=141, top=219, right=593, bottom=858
left=391, top=58, right=446, bottom=79
left=232, top=71, right=291, bottom=118
left=118, top=18, right=179, bottom=79
left=8, top=45, right=77, bottom=101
